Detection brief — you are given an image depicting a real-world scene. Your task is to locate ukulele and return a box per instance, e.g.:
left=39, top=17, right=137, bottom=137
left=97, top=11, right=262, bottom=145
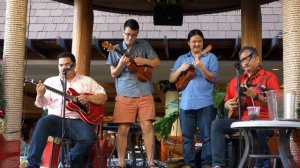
left=175, top=44, right=212, bottom=90
left=227, top=97, right=239, bottom=119
left=25, top=78, right=104, bottom=125
left=102, top=41, right=153, bottom=82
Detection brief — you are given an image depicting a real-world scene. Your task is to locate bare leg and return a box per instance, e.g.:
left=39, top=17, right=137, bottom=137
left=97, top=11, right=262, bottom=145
left=140, top=120, right=155, bottom=166
left=117, top=123, right=130, bottom=167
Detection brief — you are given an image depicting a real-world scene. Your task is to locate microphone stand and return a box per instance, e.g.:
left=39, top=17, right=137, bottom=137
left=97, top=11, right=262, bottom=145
left=234, top=63, right=243, bottom=163
left=61, top=70, right=70, bottom=168
left=234, top=63, right=242, bottom=121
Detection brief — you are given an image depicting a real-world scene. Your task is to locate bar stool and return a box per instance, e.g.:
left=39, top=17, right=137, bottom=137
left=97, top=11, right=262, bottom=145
left=225, top=132, right=240, bottom=168
left=104, top=123, right=147, bottom=168
left=42, top=124, right=108, bottom=168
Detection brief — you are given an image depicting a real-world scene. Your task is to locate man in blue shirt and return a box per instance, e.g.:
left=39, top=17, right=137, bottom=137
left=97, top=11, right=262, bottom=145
left=169, top=29, right=218, bottom=168
left=106, top=19, right=160, bottom=168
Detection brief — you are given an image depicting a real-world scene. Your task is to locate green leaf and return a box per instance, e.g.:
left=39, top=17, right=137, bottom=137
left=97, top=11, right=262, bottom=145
left=153, top=99, right=179, bottom=140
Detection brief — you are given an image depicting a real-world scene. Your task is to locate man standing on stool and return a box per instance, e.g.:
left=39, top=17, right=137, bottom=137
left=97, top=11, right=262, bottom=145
left=26, top=52, right=107, bottom=168
left=211, top=46, right=280, bottom=168
left=106, top=19, right=160, bottom=167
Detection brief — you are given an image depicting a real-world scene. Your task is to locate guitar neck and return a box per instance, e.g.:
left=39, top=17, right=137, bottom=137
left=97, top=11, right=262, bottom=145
left=44, top=85, right=73, bottom=100
left=114, top=47, right=126, bottom=57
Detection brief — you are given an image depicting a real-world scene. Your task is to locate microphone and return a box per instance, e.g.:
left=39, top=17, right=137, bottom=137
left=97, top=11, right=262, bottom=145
left=62, top=64, right=74, bottom=72
left=240, top=86, right=248, bottom=92
left=63, top=68, right=71, bottom=72
left=234, top=62, right=240, bottom=69
left=240, top=83, right=257, bottom=93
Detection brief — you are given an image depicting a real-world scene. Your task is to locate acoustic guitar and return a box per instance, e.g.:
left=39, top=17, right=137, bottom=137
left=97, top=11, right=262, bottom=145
left=228, top=110, right=239, bottom=119
left=102, top=41, right=153, bottom=82
left=25, top=79, right=104, bottom=125
left=175, top=44, right=212, bottom=90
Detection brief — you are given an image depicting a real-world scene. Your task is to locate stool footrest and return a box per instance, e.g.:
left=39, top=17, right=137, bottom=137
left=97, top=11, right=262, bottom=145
left=248, top=154, right=280, bottom=159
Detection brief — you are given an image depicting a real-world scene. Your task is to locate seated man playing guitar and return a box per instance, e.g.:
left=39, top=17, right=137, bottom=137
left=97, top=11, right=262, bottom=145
left=211, top=46, right=280, bottom=168
left=26, top=52, right=107, bottom=168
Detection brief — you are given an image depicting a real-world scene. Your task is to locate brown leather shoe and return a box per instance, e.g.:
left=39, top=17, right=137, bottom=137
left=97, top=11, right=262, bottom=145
left=182, top=165, right=192, bottom=168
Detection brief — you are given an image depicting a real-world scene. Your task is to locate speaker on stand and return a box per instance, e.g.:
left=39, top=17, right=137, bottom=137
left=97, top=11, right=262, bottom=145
left=153, top=4, right=183, bottom=26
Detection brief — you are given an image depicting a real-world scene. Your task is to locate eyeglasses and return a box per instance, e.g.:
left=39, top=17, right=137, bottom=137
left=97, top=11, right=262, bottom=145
left=239, top=53, right=253, bottom=67
left=59, top=63, right=73, bottom=68
left=123, top=32, right=138, bottom=37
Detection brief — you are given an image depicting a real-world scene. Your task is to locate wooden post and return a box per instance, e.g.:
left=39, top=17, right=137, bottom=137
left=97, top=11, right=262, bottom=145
left=72, top=0, right=94, bottom=75
left=241, top=0, right=262, bottom=63
left=282, top=0, right=300, bottom=166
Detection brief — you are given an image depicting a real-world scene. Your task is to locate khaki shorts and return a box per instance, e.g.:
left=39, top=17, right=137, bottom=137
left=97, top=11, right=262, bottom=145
left=113, top=95, right=155, bottom=123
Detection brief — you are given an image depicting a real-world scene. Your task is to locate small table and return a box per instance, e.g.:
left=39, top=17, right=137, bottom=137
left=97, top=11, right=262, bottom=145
left=231, top=120, right=300, bottom=168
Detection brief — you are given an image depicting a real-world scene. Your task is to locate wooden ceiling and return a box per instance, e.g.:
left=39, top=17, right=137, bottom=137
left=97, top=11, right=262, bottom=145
left=54, top=0, right=277, bottom=16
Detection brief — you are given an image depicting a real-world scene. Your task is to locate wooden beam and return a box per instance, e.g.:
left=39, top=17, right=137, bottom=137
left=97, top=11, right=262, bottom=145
left=0, top=41, right=3, bottom=55
left=26, top=39, right=48, bottom=59
left=241, top=0, right=262, bottom=63
left=164, top=35, right=169, bottom=59
left=56, top=36, right=69, bottom=52
left=231, top=36, right=241, bottom=58
left=92, top=37, right=107, bottom=59
left=72, top=0, right=93, bottom=75
left=264, top=32, right=282, bottom=58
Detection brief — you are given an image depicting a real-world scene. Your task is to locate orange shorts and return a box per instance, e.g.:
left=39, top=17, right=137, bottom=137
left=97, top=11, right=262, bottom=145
left=113, top=95, right=155, bottom=123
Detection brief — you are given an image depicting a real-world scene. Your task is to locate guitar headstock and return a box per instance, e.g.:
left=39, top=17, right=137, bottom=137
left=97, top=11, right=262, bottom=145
left=24, top=77, right=38, bottom=85
left=101, top=41, right=115, bottom=51
left=202, top=44, right=213, bottom=54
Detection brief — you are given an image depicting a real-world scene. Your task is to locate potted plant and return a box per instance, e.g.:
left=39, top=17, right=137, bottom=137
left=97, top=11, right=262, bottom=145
left=153, top=99, right=180, bottom=140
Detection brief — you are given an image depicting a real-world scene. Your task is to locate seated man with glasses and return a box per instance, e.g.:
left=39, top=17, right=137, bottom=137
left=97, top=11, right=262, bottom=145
left=211, top=46, right=280, bottom=168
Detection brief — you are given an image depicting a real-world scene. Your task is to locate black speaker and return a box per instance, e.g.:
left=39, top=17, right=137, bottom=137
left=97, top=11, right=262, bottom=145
left=153, top=5, right=183, bottom=26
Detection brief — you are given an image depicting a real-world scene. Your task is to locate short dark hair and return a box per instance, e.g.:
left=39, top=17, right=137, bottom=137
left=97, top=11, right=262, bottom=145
left=124, top=19, right=139, bottom=31
left=239, top=46, right=258, bottom=58
left=57, top=52, right=76, bottom=63
left=187, top=29, right=204, bottom=41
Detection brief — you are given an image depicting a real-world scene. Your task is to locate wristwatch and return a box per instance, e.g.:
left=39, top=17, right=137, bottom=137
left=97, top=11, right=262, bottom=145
left=252, top=93, right=259, bottom=100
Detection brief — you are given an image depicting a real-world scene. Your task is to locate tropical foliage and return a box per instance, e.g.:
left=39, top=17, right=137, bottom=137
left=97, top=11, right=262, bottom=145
left=153, top=84, right=227, bottom=140
left=153, top=99, right=179, bottom=140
